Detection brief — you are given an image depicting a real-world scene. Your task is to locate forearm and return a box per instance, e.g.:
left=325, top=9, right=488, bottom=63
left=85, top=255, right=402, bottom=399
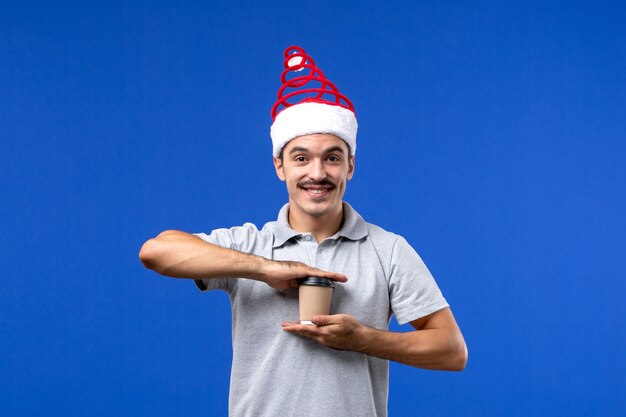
left=284, top=311, right=467, bottom=370
left=139, top=230, right=348, bottom=290
left=139, top=230, right=265, bottom=280
left=356, top=325, right=467, bottom=371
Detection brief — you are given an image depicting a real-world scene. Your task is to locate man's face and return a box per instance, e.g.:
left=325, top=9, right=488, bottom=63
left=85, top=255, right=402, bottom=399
left=273, top=134, right=355, bottom=220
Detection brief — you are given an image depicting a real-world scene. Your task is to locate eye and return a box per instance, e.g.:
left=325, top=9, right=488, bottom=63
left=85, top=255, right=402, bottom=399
left=327, top=155, right=341, bottom=162
left=294, top=156, right=307, bottom=162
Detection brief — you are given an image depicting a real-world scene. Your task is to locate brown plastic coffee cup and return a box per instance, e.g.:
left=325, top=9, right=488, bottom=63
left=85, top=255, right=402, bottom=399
left=299, top=277, right=335, bottom=325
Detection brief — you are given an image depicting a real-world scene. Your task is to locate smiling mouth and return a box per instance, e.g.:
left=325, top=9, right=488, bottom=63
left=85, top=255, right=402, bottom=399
left=299, top=179, right=334, bottom=188
left=303, top=188, right=331, bottom=194
left=299, top=183, right=334, bottom=197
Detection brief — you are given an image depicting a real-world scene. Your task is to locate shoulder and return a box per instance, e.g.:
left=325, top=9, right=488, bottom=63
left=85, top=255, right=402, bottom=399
left=343, top=202, right=402, bottom=248
left=362, top=221, right=423, bottom=265
left=364, top=221, right=402, bottom=249
left=356, top=222, right=402, bottom=274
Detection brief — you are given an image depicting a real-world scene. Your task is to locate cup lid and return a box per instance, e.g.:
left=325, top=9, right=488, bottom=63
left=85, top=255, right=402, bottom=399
left=298, top=277, right=335, bottom=288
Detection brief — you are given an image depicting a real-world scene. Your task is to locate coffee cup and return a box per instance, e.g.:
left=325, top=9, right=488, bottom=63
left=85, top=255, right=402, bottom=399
left=298, top=277, right=335, bottom=325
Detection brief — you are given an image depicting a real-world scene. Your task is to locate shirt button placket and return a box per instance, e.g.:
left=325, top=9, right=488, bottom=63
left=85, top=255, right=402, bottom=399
left=317, top=243, right=327, bottom=269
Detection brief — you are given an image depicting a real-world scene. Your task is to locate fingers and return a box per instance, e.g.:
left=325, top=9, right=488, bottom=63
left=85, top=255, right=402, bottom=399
left=311, top=315, right=334, bottom=326
left=281, top=322, right=319, bottom=336
left=308, top=267, right=348, bottom=283
left=273, top=261, right=347, bottom=283
left=281, top=319, right=338, bottom=348
left=282, top=315, right=359, bottom=351
left=282, top=323, right=327, bottom=347
left=324, top=272, right=348, bottom=283
left=281, top=315, right=338, bottom=330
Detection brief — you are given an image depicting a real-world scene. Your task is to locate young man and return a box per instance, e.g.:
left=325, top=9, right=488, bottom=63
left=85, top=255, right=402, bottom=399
left=140, top=46, right=467, bottom=417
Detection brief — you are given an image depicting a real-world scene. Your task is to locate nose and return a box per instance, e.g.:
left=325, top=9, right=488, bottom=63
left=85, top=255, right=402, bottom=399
left=308, top=158, right=327, bottom=181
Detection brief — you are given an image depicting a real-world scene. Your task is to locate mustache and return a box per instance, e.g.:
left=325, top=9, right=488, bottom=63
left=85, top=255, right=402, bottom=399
left=298, top=179, right=335, bottom=188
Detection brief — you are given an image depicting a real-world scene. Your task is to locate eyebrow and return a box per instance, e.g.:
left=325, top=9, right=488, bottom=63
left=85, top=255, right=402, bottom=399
left=324, top=146, right=346, bottom=155
left=288, top=146, right=309, bottom=155
left=288, top=146, right=346, bottom=155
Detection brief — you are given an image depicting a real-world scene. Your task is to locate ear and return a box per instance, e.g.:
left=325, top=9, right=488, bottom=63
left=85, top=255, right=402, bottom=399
left=347, top=155, right=355, bottom=180
left=273, top=156, right=286, bottom=181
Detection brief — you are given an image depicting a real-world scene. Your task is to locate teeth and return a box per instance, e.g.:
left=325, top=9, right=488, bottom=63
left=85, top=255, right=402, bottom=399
left=307, top=189, right=327, bottom=194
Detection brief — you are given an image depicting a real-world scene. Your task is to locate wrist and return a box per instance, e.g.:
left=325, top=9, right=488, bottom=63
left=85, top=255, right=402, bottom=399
left=354, top=322, right=374, bottom=353
left=246, top=255, right=269, bottom=282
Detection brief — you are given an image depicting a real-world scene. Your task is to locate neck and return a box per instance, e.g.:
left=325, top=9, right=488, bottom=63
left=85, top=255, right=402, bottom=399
left=287, top=203, right=344, bottom=243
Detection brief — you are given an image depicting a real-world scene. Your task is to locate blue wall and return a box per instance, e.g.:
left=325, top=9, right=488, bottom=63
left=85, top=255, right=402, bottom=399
left=2, top=1, right=625, bottom=415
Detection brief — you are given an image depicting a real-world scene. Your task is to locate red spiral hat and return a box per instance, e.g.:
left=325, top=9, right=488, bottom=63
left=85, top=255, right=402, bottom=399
left=270, top=46, right=358, bottom=156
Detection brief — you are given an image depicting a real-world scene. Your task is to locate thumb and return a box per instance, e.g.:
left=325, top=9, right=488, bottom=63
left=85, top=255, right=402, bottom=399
left=311, top=315, right=335, bottom=326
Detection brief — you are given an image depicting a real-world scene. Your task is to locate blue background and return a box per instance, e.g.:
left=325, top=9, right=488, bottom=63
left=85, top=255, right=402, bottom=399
left=2, top=1, right=625, bottom=416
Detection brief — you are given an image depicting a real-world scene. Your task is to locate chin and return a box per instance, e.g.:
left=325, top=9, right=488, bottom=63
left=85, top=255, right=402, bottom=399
left=303, top=201, right=340, bottom=218
left=299, top=205, right=328, bottom=218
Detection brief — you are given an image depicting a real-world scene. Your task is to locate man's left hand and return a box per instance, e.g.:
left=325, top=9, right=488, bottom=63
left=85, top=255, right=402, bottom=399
left=281, top=314, right=364, bottom=351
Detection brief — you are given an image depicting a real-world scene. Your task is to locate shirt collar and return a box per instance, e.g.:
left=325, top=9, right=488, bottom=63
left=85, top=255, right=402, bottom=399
left=272, top=201, right=368, bottom=248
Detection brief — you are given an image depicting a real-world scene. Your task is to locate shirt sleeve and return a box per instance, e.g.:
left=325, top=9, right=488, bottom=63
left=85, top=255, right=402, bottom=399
left=388, top=236, right=449, bottom=325
left=192, top=223, right=262, bottom=293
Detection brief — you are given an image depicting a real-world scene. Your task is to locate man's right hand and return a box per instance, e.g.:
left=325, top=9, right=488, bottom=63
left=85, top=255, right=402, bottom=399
left=140, top=230, right=347, bottom=290
left=254, top=259, right=348, bottom=290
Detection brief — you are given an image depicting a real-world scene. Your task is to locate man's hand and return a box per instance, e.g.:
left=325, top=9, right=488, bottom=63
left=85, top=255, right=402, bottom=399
left=139, top=230, right=347, bottom=290
left=282, top=308, right=468, bottom=371
left=257, top=260, right=348, bottom=290
left=281, top=314, right=363, bottom=350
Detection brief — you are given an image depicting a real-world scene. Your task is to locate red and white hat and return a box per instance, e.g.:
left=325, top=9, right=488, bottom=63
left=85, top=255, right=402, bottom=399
left=270, top=46, right=358, bottom=157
